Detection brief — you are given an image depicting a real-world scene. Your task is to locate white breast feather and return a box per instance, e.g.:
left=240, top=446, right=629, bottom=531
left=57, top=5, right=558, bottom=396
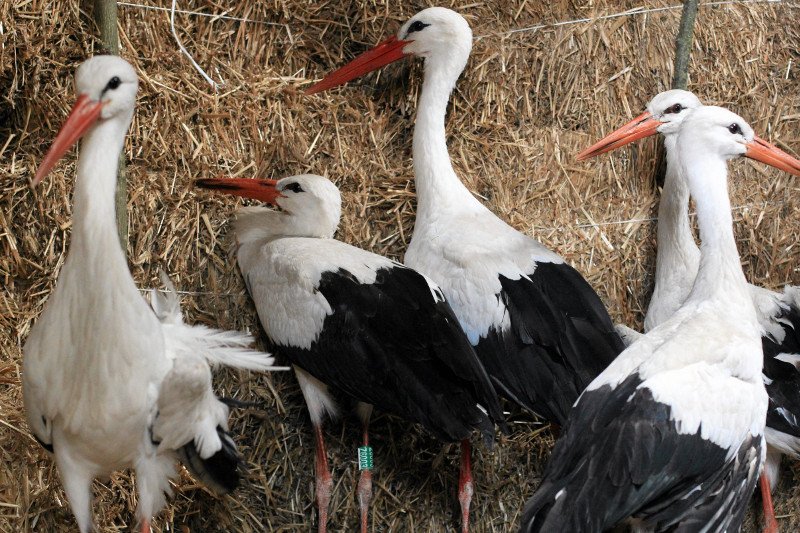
left=23, top=262, right=165, bottom=442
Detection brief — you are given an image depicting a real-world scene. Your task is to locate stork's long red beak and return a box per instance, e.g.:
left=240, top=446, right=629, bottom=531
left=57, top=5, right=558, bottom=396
left=576, top=112, right=664, bottom=161
left=33, top=94, right=104, bottom=186
left=195, top=178, right=284, bottom=205
left=746, top=136, right=800, bottom=176
left=305, top=36, right=412, bottom=95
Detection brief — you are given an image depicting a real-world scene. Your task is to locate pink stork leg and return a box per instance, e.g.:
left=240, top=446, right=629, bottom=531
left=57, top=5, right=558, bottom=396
left=759, top=472, right=779, bottom=533
left=357, top=419, right=372, bottom=533
left=458, top=439, right=474, bottom=533
left=314, top=424, right=333, bottom=533
left=139, top=520, right=151, bottom=533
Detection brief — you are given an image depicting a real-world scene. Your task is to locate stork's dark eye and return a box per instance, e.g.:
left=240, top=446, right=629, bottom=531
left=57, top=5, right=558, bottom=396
left=284, top=182, right=304, bottom=193
left=728, top=123, right=742, bottom=135
left=665, top=103, right=684, bottom=114
left=106, top=76, right=121, bottom=91
left=406, top=20, right=430, bottom=36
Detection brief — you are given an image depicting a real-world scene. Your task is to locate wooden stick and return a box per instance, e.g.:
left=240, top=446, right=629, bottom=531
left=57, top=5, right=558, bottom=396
left=671, top=0, right=700, bottom=90
left=655, top=0, right=700, bottom=187
left=93, top=0, right=128, bottom=251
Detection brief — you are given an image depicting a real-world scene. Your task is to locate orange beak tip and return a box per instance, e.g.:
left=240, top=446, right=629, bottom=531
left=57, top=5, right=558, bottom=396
left=746, top=137, right=800, bottom=177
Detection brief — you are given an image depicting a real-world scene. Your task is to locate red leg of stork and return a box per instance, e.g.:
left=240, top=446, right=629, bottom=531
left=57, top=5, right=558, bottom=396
left=458, top=439, right=474, bottom=533
left=314, top=424, right=333, bottom=533
left=357, top=420, right=372, bottom=533
left=759, top=472, right=779, bottom=533
left=139, top=520, right=151, bottom=533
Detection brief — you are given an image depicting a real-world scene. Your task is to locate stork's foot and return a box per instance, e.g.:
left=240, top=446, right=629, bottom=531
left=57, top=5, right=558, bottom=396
left=314, top=425, right=333, bottom=533
left=316, top=471, right=333, bottom=533
left=458, top=477, right=473, bottom=533
left=458, top=439, right=473, bottom=533
left=358, top=468, right=372, bottom=533
left=759, top=472, right=779, bottom=533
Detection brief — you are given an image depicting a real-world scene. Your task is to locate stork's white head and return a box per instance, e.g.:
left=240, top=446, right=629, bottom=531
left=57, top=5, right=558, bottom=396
left=273, top=175, right=342, bottom=237
left=34, top=56, right=138, bottom=185
left=305, top=7, right=472, bottom=95
left=75, top=55, right=139, bottom=121
left=677, top=107, right=753, bottom=161
left=196, top=174, right=342, bottom=239
left=397, top=8, right=472, bottom=73
left=577, top=89, right=703, bottom=160
left=677, top=106, right=800, bottom=181
left=646, top=89, right=703, bottom=136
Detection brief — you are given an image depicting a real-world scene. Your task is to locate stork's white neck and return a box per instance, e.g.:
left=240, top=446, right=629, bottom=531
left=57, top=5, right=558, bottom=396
left=233, top=206, right=338, bottom=246
left=645, top=134, right=703, bottom=329
left=412, top=57, right=483, bottom=221
left=682, top=153, right=749, bottom=304
left=656, top=135, right=700, bottom=265
left=67, top=113, right=134, bottom=287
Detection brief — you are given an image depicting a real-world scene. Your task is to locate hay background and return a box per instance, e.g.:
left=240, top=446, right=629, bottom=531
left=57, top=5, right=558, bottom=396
left=2, top=0, right=799, bottom=531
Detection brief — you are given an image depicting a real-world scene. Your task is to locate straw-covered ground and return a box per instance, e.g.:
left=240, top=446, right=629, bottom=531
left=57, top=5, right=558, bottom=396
left=2, top=0, right=799, bottom=531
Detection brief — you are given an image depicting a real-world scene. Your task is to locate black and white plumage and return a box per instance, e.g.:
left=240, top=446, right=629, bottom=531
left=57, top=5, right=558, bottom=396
left=579, top=89, right=800, bottom=531
left=525, top=374, right=763, bottom=532
left=519, top=106, right=800, bottom=532
left=306, top=6, right=625, bottom=427
left=22, top=57, right=280, bottom=533
left=196, top=173, right=506, bottom=533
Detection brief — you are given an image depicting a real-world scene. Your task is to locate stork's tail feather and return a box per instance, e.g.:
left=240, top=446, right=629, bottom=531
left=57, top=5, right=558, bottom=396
left=150, top=271, right=288, bottom=373
left=179, top=325, right=287, bottom=372
left=518, top=480, right=570, bottom=533
left=149, top=271, right=181, bottom=323
left=179, top=426, right=242, bottom=495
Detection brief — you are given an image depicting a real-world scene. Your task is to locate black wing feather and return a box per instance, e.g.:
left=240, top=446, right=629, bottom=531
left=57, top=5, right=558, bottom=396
left=763, top=302, right=800, bottom=438
left=272, top=265, right=506, bottom=444
left=520, top=373, right=761, bottom=533
left=477, top=262, right=625, bottom=424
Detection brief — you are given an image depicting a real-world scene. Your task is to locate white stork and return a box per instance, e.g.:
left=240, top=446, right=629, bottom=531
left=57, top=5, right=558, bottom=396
left=520, top=105, right=800, bottom=532
left=306, top=7, right=625, bottom=429
left=195, top=174, right=507, bottom=533
left=578, top=89, right=800, bottom=533
left=23, top=56, right=281, bottom=533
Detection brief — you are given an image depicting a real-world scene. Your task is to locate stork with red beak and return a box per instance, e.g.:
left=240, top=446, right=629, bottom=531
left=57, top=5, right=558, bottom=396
left=521, top=106, right=800, bottom=532
left=196, top=173, right=506, bottom=533
left=579, top=89, right=800, bottom=533
left=307, top=7, right=625, bottom=439
left=23, top=56, right=281, bottom=533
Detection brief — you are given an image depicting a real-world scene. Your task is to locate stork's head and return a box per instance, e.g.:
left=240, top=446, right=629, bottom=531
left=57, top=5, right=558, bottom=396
left=397, top=8, right=472, bottom=68
left=304, top=7, right=472, bottom=95
left=195, top=174, right=342, bottom=239
left=33, top=55, right=138, bottom=185
left=645, top=90, right=703, bottom=136
left=677, top=106, right=800, bottom=177
left=576, top=89, right=702, bottom=160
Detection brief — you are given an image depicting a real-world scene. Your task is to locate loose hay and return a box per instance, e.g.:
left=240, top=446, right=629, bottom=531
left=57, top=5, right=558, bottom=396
left=1, top=0, right=799, bottom=531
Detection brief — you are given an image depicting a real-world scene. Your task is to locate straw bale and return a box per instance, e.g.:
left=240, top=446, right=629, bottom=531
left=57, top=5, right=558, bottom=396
left=1, top=0, right=799, bottom=531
